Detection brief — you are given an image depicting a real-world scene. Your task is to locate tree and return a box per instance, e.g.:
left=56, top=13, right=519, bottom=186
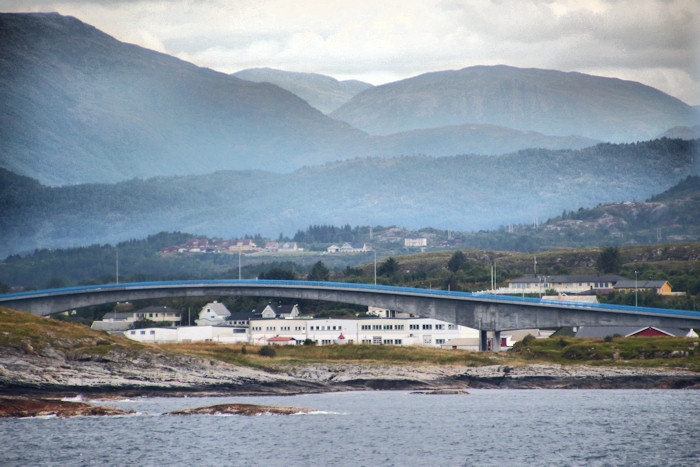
left=259, top=268, right=297, bottom=280
left=308, top=261, right=330, bottom=281
left=596, top=246, right=622, bottom=273
left=448, top=251, right=467, bottom=273
left=377, top=257, right=399, bottom=276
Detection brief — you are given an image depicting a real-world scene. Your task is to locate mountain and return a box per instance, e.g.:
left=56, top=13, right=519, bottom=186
left=0, top=13, right=365, bottom=185
left=658, top=125, right=700, bottom=140
left=233, top=68, right=372, bottom=113
left=1, top=139, right=696, bottom=258
left=370, top=123, right=598, bottom=156
left=330, top=65, right=697, bottom=141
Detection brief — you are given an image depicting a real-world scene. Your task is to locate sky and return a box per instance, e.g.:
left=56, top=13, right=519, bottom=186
left=1, top=0, right=698, bottom=104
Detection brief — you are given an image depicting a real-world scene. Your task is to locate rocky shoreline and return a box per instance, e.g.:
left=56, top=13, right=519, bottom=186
left=1, top=345, right=698, bottom=399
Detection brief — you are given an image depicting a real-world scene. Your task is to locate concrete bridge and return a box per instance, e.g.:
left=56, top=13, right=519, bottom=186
left=2, top=280, right=699, bottom=350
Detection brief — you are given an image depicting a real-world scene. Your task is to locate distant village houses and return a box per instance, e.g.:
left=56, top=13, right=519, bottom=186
left=326, top=242, right=370, bottom=254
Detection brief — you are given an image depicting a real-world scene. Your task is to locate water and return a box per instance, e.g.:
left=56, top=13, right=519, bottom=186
left=1, top=390, right=698, bottom=466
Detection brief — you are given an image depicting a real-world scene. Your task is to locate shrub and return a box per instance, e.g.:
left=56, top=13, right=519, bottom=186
left=604, top=335, right=614, bottom=342
left=258, top=346, right=276, bottom=358
left=521, top=334, right=536, bottom=346
left=241, top=345, right=247, bottom=355
left=303, top=338, right=317, bottom=346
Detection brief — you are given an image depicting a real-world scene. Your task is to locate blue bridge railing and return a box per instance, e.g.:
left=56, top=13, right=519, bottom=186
left=1, top=279, right=698, bottom=319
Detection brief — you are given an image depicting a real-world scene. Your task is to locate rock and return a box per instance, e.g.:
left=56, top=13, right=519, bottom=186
left=0, top=396, right=134, bottom=418
left=167, top=403, right=313, bottom=416
left=411, top=389, right=469, bottom=395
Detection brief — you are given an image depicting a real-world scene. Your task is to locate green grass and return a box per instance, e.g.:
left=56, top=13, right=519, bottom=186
left=510, top=336, right=700, bottom=371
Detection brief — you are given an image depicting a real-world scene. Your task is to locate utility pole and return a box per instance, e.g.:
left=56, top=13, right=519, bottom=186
left=635, top=270, right=638, bottom=307
left=374, top=250, right=377, bottom=286
left=116, top=249, right=119, bottom=284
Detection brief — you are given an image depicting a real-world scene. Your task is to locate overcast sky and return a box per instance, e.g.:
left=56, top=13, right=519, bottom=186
left=2, top=0, right=698, bottom=104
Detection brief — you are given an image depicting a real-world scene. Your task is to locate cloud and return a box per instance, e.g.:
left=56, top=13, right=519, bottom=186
left=1, top=0, right=698, bottom=103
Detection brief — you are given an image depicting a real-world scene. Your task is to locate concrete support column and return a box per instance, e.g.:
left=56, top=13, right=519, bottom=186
left=479, top=330, right=488, bottom=351
left=493, top=330, right=501, bottom=352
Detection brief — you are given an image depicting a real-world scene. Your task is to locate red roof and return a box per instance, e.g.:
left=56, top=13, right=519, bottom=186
left=338, top=333, right=345, bottom=339
left=267, top=336, right=294, bottom=341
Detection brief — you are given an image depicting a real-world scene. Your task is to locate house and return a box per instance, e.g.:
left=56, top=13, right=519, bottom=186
left=613, top=280, right=673, bottom=295
left=195, top=301, right=231, bottom=325
left=91, top=305, right=181, bottom=331
left=507, top=275, right=626, bottom=294
left=326, top=243, right=369, bottom=254
left=254, top=303, right=300, bottom=319
left=404, top=237, right=427, bottom=247
left=226, top=310, right=262, bottom=326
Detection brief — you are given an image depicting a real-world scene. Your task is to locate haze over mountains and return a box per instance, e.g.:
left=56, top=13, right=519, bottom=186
left=0, top=12, right=698, bottom=257
left=330, top=65, right=696, bottom=141
left=1, top=12, right=697, bottom=187
left=233, top=67, right=372, bottom=114
left=1, top=139, right=697, bottom=257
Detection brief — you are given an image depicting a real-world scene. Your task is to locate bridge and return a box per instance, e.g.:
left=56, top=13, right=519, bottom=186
left=1, top=280, right=699, bottom=351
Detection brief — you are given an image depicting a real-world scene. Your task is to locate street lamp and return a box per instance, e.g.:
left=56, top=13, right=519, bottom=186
left=634, top=270, right=638, bottom=307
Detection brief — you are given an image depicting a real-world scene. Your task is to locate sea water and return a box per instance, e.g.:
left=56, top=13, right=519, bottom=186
left=1, top=389, right=698, bottom=466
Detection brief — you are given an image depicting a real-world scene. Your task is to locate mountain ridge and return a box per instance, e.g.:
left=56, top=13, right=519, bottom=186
left=1, top=138, right=696, bottom=258
left=330, top=65, right=696, bottom=141
left=1, top=13, right=692, bottom=186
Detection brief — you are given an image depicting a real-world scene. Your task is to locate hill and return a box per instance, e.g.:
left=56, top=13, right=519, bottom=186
left=233, top=67, right=372, bottom=113
left=0, top=139, right=696, bottom=257
left=0, top=13, right=365, bottom=185
left=330, top=65, right=697, bottom=141
left=0, top=13, right=605, bottom=186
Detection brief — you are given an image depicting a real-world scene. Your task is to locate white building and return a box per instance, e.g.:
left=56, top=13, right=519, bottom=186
left=126, top=325, right=248, bottom=344
left=248, top=317, right=478, bottom=347
left=195, top=301, right=231, bottom=325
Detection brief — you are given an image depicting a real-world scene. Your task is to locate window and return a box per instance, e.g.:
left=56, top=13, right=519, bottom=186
left=448, top=324, right=456, bottom=330
left=383, top=339, right=393, bottom=344
left=140, top=330, right=146, bottom=335
left=394, top=325, right=404, bottom=330
left=383, top=324, right=392, bottom=330
left=394, top=339, right=402, bottom=345
left=372, top=324, right=382, bottom=330
left=362, top=339, right=372, bottom=344
left=410, top=324, right=419, bottom=330
left=422, top=324, right=433, bottom=330
left=322, top=339, right=332, bottom=345
left=435, top=324, right=444, bottom=330
left=372, top=336, right=382, bottom=345
left=361, top=325, right=371, bottom=330
left=436, top=339, right=445, bottom=344
left=423, top=336, right=432, bottom=344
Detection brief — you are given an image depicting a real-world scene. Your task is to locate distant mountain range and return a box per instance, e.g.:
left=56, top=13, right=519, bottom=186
left=1, top=139, right=697, bottom=258
left=330, top=65, right=697, bottom=141
left=233, top=68, right=372, bottom=114
left=1, top=13, right=697, bottom=186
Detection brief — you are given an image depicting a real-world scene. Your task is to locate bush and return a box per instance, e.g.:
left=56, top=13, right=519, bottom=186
left=241, top=345, right=247, bottom=355
left=604, top=335, right=614, bottom=342
left=521, top=334, right=536, bottom=346
left=258, top=345, right=276, bottom=358
left=303, top=338, right=317, bottom=346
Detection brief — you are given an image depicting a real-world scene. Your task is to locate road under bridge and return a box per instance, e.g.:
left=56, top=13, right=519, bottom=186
left=2, top=280, right=699, bottom=351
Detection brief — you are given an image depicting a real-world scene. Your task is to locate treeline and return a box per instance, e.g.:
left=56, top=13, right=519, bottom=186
left=291, top=224, right=371, bottom=244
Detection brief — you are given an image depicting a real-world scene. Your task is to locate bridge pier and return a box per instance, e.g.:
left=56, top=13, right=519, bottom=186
left=479, top=330, right=501, bottom=351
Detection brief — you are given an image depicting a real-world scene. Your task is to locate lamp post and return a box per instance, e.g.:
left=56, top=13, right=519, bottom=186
left=634, top=270, right=638, bottom=307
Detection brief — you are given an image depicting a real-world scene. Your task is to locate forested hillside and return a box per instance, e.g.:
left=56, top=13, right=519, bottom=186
left=0, top=139, right=697, bottom=257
